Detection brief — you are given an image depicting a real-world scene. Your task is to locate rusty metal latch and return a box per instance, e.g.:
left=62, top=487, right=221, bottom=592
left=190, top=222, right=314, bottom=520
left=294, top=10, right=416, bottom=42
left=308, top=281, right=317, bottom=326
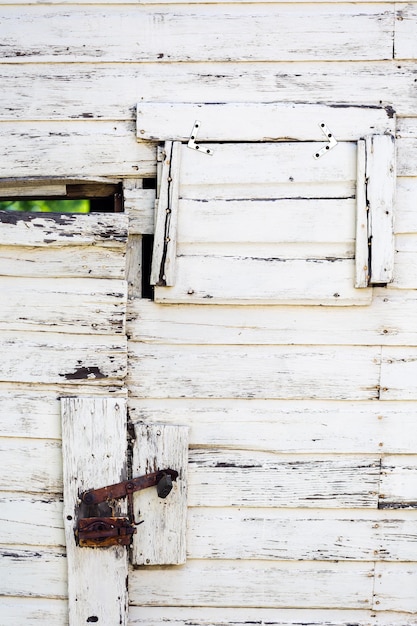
left=76, top=469, right=178, bottom=548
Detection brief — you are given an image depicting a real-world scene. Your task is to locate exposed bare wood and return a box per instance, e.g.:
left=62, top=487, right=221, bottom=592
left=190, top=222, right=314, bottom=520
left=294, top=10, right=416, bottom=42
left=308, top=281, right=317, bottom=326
left=61, top=397, right=128, bottom=626
left=131, top=423, right=189, bottom=565
left=0, top=211, right=128, bottom=247
left=0, top=5, right=394, bottom=63
left=0, top=332, right=127, bottom=384
left=126, top=234, right=143, bottom=299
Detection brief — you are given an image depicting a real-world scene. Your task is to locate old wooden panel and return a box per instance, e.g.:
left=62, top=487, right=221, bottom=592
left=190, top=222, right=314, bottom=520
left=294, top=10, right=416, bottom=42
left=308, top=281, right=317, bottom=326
left=61, top=397, right=128, bottom=626
left=129, top=560, right=374, bottom=608
left=0, top=63, right=413, bottom=120
left=0, top=547, right=67, bottom=598
left=0, top=438, right=62, bottom=493
left=0, top=121, right=155, bottom=179
left=0, top=211, right=127, bottom=247
left=127, top=291, right=417, bottom=346
left=0, top=6, right=394, bottom=63
left=380, top=347, right=417, bottom=399
left=373, top=563, right=417, bottom=612
left=366, top=134, right=396, bottom=284
left=0, top=245, right=126, bottom=279
left=392, top=237, right=417, bottom=289
left=154, top=257, right=371, bottom=305
left=129, top=607, right=417, bottom=626
left=0, top=332, right=127, bottom=384
left=137, top=103, right=394, bottom=142
left=395, top=3, right=417, bottom=60
left=396, top=178, right=417, bottom=233
left=176, top=198, right=355, bottom=245
left=123, top=184, right=156, bottom=235
left=131, top=423, right=189, bottom=565
left=187, top=509, right=417, bottom=562
left=379, top=455, right=417, bottom=507
left=129, top=344, right=380, bottom=400
left=397, top=139, right=417, bottom=177
left=129, top=398, right=417, bottom=455
left=0, top=493, right=65, bottom=547
left=186, top=451, right=380, bottom=508
left=356, top=139, right=370, bottom=287
left=0, top=598, right=67, bottom=625
left=0, top=277, right=126, bottom=334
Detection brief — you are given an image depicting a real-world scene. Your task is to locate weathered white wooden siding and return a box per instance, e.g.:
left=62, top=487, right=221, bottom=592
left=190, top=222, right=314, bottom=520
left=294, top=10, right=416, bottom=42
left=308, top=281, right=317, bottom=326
left=2, top=1, right=417, bottom=625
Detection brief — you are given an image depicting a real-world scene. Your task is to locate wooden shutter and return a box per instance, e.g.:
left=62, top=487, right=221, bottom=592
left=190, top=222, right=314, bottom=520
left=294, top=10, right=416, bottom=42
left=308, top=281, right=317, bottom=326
left=137, top=103, right=395, bottom=305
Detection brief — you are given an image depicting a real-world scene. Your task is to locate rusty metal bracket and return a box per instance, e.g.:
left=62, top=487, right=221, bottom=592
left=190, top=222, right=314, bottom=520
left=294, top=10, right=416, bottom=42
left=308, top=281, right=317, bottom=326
left=76, top=469, right=178, bottom=547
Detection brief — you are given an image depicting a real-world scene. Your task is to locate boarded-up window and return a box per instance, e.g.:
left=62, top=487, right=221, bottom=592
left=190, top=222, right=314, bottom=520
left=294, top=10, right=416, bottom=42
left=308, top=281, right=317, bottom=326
left=137, top=103, right=396, bottom=305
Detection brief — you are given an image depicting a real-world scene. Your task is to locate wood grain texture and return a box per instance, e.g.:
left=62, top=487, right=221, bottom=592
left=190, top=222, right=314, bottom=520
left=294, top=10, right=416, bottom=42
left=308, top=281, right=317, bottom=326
left=0, top=547, right=67, bottom=598
left=374, top=563, right=417, bottom=612
left=0, top=277, right=126, bottom=334
left=128, top=560, right=375, bottom=608
left=128, top=398, right=417, bottom=454
left=380, top=455, right=417, bottom=506
left=128, top=344, right=380, bottom=400
left=380, top=347, right=417, bottom=399
left=137, top=102, right=394, bottom=142
left=0, top=493, right=65, bottom=547
left=395, top=3, right=417, bottom=60
left=187, top=508, right=417, bottom=561
left=127, top=291, right=417, bottom=347
left=61, top=397, right=128, bottom=626
left=186, top=450, right=380, bottom=509
left=0, top=598, right=68, bottom=625
left=0, top=331, right=127, bottom=384
left=0, top=211, right=127, bottom=247
left=0, top=438, right=62, bottom=493
left=131, top=423, right=189, bottom=565
left=129, top=607, right=417, bottom=626
left=0, top=62, right=413, bottom=120
left=124, top=185, right=156, bottom=235
left=0, top=5, right=394, bottom=63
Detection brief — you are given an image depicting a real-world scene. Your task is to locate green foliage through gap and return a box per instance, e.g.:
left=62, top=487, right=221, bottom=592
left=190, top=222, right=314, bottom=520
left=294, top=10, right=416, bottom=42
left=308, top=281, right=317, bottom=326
left=0, top=199, right=90, bottom=213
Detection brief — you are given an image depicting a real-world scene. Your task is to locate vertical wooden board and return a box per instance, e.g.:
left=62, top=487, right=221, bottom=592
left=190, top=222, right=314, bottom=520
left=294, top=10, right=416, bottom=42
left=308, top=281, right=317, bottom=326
left=131, top=423, right=189, bottom=565
left=366, top=135, right=396, bottom=284
left=374, top=563, right=417, bottom=612
left=124, top=185, right=156, bottom=235
left=61, top=397, right=128, bottom=626
left=126, top=234, right=143, bottom=299
left=356, top=139, right=370, bottom=287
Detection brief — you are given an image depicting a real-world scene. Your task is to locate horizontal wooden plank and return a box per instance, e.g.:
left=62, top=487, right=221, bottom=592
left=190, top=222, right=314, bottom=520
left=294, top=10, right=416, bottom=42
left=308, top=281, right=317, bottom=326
left=0, top=245, right=126, bottom=279
left=176, top=198, right=355, bottom=244
left=0, top=331, right=127, bottom=384
left=0, top=62, right=414, bottom=120
left=397, top=139, right=417, bottom=177
left=0, top=493, right=64, bottom=547
left=129, top=560, right=375, bottom=608
left=0, top=547, right=67, bottom=598
left=128, top=345, right=380, bottom=400
left=0, top=277, right=126, bottom=334
left=137, top=103, right=394, bottom=142
left=380, top=347, right=417, bottom=399
left=154, top=257, right=372, bottom=305
left=187, top=508, right=417, bottom=562
left=394, top=4, right=417, bottom=60
left=129, top=607, right=417, bottom=626
left=187, top=451, right=380, bottom=508
left=1, top=6, right=394, bottom=63
left=0, top=598, right=67, bottom=625
left=129, top=398, right=417, bottom=454
left=179, top=142, right=356, bottom=193
left=392, top=238, right=417, bottom=289
left=374, top=563, right=417, bottom=612
left=0, top=211, right=127, bottom=247
left=0, top=438, right=62, bottom=493
left=128, top=291, right=417, bottom=346
left=380, top=455, right=417, bottom=507
left=396, top=178, right=417, bottom=233
left=0, top=121, right=155, bottom=179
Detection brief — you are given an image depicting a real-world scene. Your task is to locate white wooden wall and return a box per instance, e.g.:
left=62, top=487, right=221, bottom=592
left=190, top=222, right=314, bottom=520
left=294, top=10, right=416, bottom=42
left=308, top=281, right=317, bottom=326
left=2, top=1, right=417, bottom=625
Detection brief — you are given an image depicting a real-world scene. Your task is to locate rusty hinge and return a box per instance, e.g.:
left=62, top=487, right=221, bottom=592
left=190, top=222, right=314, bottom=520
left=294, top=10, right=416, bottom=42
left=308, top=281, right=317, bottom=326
left=76, top=468, right=178, bottom=548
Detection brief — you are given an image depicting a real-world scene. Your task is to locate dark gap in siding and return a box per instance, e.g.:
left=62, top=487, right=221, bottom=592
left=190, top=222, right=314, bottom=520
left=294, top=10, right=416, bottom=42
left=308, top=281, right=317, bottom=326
left=142, top=234, right=155, bottom=300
